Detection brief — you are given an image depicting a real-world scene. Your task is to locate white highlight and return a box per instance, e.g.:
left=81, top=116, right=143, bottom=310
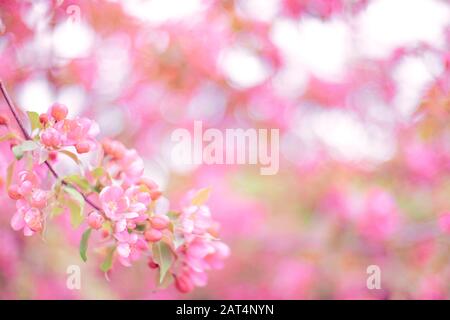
left=357, top=0, right=450, bottom=58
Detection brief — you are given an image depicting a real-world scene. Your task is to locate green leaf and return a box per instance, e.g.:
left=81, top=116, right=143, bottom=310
left=12, top=145, right=24, bottom=160
left=63, top=186, right=85, bottom=228
left=79, top=228, right=92, bottom=262
left=67, top=199, right=84, bottom=228
left=27, top=111, right=42, bottom=131
left=0, top=132, right=18, bottom=142
left=63, top=185, right=85, bottom=205
left=100, top=247, right=115, bottom=273
left=156, top=270, right=174, bottom=289
left=12, top=140, right=38, bottom=160
left=59, top=150, right=81, bottom=165
left=191, top=187, right=211, bottom=206
left=50, top=205, right=64, bottom=218
left=91, top=167, right=105, bottom=179
left=64, top=174, right=91, bottom=192
left=152, top=241, right=174, bottom=284
left=6, top=161, right=15, bottom=188
left=20, top=140, right=39, bottom=151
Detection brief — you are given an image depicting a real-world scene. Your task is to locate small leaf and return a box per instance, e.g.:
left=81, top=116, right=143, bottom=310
left=79, top=228, right=92, bottom=262
left=63, top=186, right=85, bottom=228
left=100, top=246, right=115, bottom=273
left=6, top=161, right=15, bottom=188
left=20, top=140, right=39, bottom=152
left=12, top=145, right=24, bottom=160
left=59, top=149, right=81, bottom=165
left=0, top=132, right=18, bottom=142
left=63, top=185, right=85, bottom=205
left=64, top=174, right=91, bottom=192
left=156, top=270, right=174, bottom=289
left=191, top=188, right=211, bottom=206
left=152, top=241, right=174, bottom=284
left=12, top=141, right=38, bottom=160
left=67, top=199, right=84, bottom=228
left=91, top=167, right=105, bottom=179
left=50, top=205, right=64, bottom=218
left=27, top=111, right=42, bottom=131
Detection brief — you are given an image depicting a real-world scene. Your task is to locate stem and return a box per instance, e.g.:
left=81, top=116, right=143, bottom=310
left=0, top=81, right=102, bottom=212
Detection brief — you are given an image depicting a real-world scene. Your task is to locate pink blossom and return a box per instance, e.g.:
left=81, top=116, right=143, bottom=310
left=118, top=149, right=145, bottom=184
left=88, top=211, right=104, bottom=230
left=114, top=231, right=147, bottom=267
left=99, top=185, right=130, bottom=221
left=10, top=200, right=42, bottom=236
left=438, top=212, right=450, bottom=234
left=357, top=189, right=400, bottom=242
left=40, top=127, right=62, bottom=149
left=49, top=103, right=68, bottom=121
left=125, top=185, right=151, bottom=215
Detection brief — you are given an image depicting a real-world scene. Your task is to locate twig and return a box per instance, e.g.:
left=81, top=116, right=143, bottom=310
left=0, top=81, right=102, bottom=212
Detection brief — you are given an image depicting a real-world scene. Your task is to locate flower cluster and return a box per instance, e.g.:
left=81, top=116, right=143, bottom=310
left=1, top=100, right=228, bottom=293
left=39, top=103, right=99, bottom=153
left=9, top=171, right=48, bottom=236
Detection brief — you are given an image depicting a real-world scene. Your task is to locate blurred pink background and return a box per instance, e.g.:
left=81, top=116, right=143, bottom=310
left=0, top=0, right=450, bottom=299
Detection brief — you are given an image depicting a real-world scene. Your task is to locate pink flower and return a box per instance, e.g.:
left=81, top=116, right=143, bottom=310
left=30, top=189, right=48, bottom=209
left=16, top=171, right=39, bottom=196
left=125, top=186, right=151, bottom=215
left=175, top=272, right=195, bottom=293
left=179, top=205, right=213, bottom=240
left=119, top=149, right=144, bottom=183
left=41, top=127, right=62, bottom=148
left=357, top=189, right=400, bottom=242
left=438, top=212, right=450, bottom=234
left=49, top=103, right=68, bottom=121
left=51, top=117, right=99, bottom=152
left=150, top=215, right=170, bottom=230
left=10, top=200, right=43, bottom=236
left=114, top=231, right=147, bottom=266
left=144, top=228, right=163, bottom=242
left=204, top=241, right=230, bottom=269
left=99, top=186, right=130, bottom=221
left=88, top=211, right=104, bottom=230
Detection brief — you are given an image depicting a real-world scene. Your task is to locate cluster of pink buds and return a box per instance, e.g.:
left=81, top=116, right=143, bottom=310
left=39, top=103, right=99, bottom=153
left=0, top=85, right=228, bottom=293
left=9, top=171, right=48, bottom=236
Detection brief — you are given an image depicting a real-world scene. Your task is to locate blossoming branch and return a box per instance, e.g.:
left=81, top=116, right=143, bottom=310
left=0, top=81, right=229, bottom=293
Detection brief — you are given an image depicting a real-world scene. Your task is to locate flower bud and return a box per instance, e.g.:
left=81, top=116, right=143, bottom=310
left=88, top=211, right=104, bottom=230
left=24, top=208, right=42, bottom=232
left=144, top=228, right=163, bottom=242
left=101, top=228, right=110, bottom=239
left=150, top=190, right=162, bottom=201
left=0, top=114, right=9, bottom=126
left=175, top=274, right=194, bottom=293
left=30, top=189, right=47, bottom=208
left=148, top=259, right=159, bottom=269
left=50, top=103, right=68, bottom=121
left=75, top=141, right=91, bottom=154
left=41, top=128, right=61, bottom=148
left=8, top=185, right=22, bottom=200
left=39, top=113, right=49, bottom=125
left=150, top=215, right=170, bottom=230
left=18, top=180, right=33, bottom=196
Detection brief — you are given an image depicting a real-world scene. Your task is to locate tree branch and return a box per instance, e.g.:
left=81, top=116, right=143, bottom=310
left=0, top=81, right=102, bottom=212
